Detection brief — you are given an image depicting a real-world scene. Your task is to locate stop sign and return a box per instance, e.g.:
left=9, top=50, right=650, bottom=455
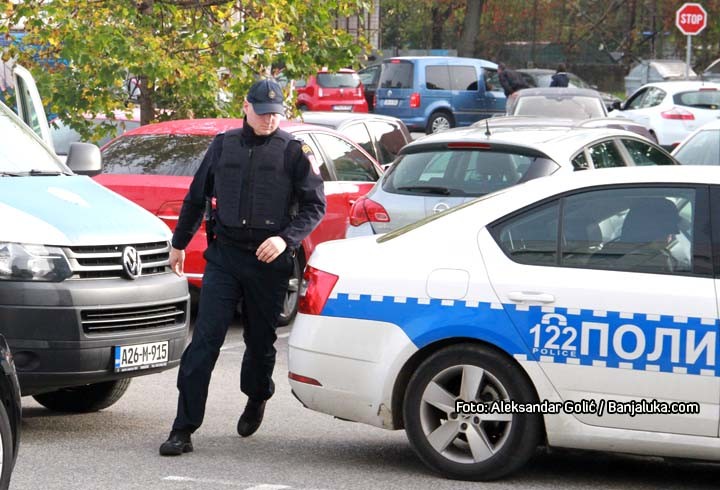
left=676, top=3, right=707, bottom=35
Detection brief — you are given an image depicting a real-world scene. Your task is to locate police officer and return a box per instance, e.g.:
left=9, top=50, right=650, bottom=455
left=159, top=78, right=326, bottom=456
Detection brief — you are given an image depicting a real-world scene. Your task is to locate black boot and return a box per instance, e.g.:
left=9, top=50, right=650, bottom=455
left=237, top=399, right=267, bottom=437
left=159, top=429, right=193, bottom=456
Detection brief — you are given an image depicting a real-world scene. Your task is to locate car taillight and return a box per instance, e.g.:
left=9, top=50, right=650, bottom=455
left=156, top=201, right=184, bottom=220
left=349, top=196, right=390, bottom=227
left=373, top=93, right=377, bottom=107
left=410, top=92, right=421, bottom=108
left=288, top=372, right=322, bottom=386
left=661, top=107, right=695, bottom=120
left=318, top=87, right=324, bottom=97
left=298, top=266, right=339, bottom=315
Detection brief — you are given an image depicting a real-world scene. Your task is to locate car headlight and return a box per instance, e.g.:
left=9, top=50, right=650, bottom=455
left=0, top=242, right=72, bottom=282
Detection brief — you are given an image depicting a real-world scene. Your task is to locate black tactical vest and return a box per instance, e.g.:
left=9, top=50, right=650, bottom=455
left=215, top=128, right=294, bottom=231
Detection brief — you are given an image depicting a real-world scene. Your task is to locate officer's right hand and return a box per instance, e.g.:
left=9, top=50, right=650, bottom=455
left=169, top=247, right=185, bottom=276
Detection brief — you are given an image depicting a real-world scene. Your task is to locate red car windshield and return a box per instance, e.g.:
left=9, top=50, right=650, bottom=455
left=102, top=134, right=213, bottom=176
left=316, top=73, right=360, bottom=89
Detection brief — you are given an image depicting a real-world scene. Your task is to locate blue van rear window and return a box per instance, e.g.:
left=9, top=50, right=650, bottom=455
left=380, top=61, right=413, bottom=89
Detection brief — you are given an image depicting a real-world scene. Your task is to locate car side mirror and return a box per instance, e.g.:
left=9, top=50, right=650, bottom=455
left=611, top=101, right=622, bottom=111
left=66, top=142, right=102, bottom=176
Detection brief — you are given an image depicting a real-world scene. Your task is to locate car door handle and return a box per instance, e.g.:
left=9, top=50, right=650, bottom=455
left=507, top=292, right=555, bottom=303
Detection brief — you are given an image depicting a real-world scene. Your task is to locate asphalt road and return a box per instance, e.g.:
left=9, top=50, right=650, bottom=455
left=10, top=321, right=720, bottom=490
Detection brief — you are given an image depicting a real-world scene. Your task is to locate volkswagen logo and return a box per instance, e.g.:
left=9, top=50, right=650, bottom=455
left=121, top=246, right=142, bottom=280
left=432, top=202, right=450, bottom=214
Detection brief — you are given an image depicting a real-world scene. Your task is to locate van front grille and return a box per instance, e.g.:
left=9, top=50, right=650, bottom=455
left=65, top=241, right=170, bottom=279
left=81, top=301, right=187, bottom=334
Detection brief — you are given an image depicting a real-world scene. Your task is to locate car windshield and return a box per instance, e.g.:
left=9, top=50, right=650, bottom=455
left=51, top=118, right=141, bottom=156
left=534, top=74, right=552, bottom=86
left=568, top=74, right=591, bottom=89
left=317, top=73, right=360, bottom=88
left=383, top=148, right=552, bottom=197
left=512, top=95, right=606, bottom=119
left=655, top=62, right=691, bottom=78
left=101, top=134, right=212, bottom=176
left=0, top=104, right=67, bottom=175
left=673, top=129, right=720, bottom=165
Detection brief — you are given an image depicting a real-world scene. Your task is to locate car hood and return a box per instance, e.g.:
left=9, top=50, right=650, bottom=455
left=0, top=176, right=171, bottom=245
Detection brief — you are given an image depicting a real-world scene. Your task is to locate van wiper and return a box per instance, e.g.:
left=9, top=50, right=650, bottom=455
left=397, top=185, right=451, bottom=195
left=0, top=169, right=67, bottom=177
left=29, top=169, right=66, bottom=175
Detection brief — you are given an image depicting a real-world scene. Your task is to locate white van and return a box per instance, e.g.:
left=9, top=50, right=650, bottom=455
left=0, top=60, right=189, bottom=412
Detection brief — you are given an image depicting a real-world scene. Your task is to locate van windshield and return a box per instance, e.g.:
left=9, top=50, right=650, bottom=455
left=379, top=61, right=414, bottom=89
left=0, top=104, right=65, bottom=175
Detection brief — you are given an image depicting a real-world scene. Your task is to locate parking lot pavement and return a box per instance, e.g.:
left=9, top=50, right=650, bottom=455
left=11, top=322, right=720, bottom=489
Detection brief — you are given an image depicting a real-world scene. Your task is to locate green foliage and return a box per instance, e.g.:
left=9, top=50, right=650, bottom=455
left=1, top=0, right=371, bottom=140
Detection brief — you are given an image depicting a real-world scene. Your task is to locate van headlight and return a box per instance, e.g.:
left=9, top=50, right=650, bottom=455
left=0, top=243, right=73, bottom=282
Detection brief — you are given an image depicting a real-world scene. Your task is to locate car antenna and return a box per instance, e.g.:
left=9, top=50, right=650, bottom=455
left=485, top=118, right=491, bottom=137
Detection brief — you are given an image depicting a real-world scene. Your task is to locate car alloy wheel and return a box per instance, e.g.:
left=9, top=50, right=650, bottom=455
left=403, top=344, right=541, bottom=481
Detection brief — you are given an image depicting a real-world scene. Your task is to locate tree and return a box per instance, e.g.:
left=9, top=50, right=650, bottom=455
left=457, top=0, right=483, bottom=57
left=1, top=0, right=371, bottom=142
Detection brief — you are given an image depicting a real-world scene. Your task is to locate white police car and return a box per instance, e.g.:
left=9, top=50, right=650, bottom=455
left=289, top=165, right=720, bottom=480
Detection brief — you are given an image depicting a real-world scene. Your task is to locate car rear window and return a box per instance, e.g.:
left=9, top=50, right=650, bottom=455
left=101, top=134, right=212, bottom=176
left=316, top=73, right=360, bottom=89
left=673, top=89, right=720, bottom=109
left=512, top=95, right=605, bottom=118
left=382, top=148, right=556, bottom=197
left=379, top=61, right=414, bottom=89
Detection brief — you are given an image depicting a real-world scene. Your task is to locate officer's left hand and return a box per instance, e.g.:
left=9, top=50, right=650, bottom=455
left=256, top=236, right=287, bottom=263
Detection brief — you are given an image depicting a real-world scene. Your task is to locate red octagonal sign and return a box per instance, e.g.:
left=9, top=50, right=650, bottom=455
left=676, top=2, right=707, bottom=36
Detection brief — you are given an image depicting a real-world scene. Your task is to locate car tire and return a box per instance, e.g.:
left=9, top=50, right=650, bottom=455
left=32, top=378, right=132, bottom=413
left=0, top=401, right=14, bottom=490
left=426, top=111, right=454, bottom=134
left=277, top=254, right=302, bottom=326
left=403, top=344, right=541, bottom=481
left=298, top=104, right=309, bottom=112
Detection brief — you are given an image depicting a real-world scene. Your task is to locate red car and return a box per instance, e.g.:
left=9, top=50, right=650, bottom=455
left=97, top=119, right=382, bottom=324
left=295, top=69, right=369, bottom=113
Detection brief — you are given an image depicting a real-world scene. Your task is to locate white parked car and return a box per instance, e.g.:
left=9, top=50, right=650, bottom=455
left=671, top=118, right=720, bottom=166
left=610, top=81, right=720, bottom=149
left=347, top=125, right=677, bottom=238
left=289, top=165, right=720, bottom=480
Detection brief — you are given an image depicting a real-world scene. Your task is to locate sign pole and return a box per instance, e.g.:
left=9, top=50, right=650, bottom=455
left=675, top=2, right=707, bottom=79
left=686, top=35, right=692, bottom=80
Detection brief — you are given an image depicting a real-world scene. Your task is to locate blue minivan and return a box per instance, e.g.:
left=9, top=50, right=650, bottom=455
left=374, top=56, right=506, bottom=134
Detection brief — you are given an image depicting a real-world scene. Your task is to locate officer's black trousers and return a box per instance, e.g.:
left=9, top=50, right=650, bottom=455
left=172, top=241, right=292, bottom=432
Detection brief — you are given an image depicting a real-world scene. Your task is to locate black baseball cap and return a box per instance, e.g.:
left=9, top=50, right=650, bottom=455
left=247, top=79, right=285, bottom=115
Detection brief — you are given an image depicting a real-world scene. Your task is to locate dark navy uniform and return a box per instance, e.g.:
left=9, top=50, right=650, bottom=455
left=169, top=121, right=325, bottom=434
left=550, top=72, right=570, bottom=87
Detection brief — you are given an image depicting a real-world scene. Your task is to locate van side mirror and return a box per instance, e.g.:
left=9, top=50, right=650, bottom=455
left=66, top=142, right=102, bottom=176
left=611, top=101, right=622, bottom=111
